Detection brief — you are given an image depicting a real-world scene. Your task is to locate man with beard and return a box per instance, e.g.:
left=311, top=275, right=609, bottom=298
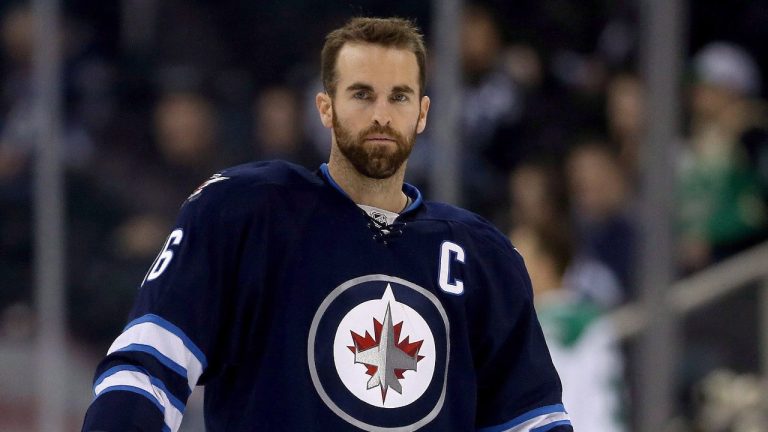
left=82, top=18, right=572, bottom=432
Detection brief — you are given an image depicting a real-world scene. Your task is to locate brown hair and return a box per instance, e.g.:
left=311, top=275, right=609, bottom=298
left=321, top=17, right=427, bottom=97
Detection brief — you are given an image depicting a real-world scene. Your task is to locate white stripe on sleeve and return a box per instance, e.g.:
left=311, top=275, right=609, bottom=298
left=506, top=412, right=571, bottom=432
left=108, top=321, right=204, bottom=390
left=95, top=369, right=184, bottom=432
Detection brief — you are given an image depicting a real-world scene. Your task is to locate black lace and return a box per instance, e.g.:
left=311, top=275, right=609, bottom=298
left=364, top=212, right=406, bottom=245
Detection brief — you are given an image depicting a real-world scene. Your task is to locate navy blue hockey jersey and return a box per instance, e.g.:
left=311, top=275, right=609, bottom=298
left=82, top=161, right=572, bottom=432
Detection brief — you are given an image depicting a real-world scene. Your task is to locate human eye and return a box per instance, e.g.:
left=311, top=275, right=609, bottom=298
left=391, top=93, right=409, bottom=103
left=353, top=90, right=371, bottom=100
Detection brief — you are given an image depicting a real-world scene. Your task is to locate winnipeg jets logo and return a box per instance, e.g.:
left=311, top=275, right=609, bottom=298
left=333, top=285, right=435, bottom=409
left=348, top=299, right=425, bottom=403
left=309, top=275, right=450, bottom=430
left=187, top=173, right=229, bottom=200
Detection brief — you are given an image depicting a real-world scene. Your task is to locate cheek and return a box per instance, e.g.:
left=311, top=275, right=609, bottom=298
left=398, top=108, right=422, bottom=131
left=333, top=107, right=367, bottom=128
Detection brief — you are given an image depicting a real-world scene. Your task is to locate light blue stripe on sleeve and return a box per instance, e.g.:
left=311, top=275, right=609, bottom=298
left=114, top=343, right=189, bottom=379
left=97, top=385, right=165, bottom=415
left=478, top=404, right=568, bottom=432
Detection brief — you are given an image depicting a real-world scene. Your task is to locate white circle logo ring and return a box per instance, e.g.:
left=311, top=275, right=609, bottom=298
left=308, top=275, right=450, bottom=431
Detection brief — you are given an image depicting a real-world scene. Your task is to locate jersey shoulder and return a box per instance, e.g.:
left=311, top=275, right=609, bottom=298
left=184, top=160, right=322, bottom=210
left=419, top=201, right=516, bottom=256
left=219, top=159, right=321, bottom=186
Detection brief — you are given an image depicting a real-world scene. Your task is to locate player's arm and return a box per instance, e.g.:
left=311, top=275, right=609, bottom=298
left=82, top=183, right=243, bottom=432
left=471, top=235, right=573, bottom=432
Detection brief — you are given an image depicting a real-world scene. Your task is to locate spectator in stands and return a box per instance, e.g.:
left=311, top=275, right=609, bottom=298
left=456, top=4, right=524, bottom=218
left=67, top=88, right=229, bottom=348
left=507, top=157, right=567, bottom=232
left=679, top=42, right=768, bottom=271
left=511, top=223, right=626, bottom=432
left=606, top=72, right=645, bottom=182
left=98, top=88, right=224, bottom=224
left=565, top=139, right=636, bottom=298
left=252, top=85, right=322, bottom=168
left=121, top=89, right=223, bottom=240
left=494, top=42, right=573, bottom=167
left=508, top=158, right=624, bottom=307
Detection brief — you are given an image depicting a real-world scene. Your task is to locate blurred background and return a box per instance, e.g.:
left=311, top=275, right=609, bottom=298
left=1, top=0, right=768, bottom=431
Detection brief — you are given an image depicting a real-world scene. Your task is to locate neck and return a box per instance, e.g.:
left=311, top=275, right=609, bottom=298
left=327, top=150, right=408, bottom=213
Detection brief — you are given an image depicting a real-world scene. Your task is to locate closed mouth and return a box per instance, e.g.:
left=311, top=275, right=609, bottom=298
left=365, top=135, right=396, bottom=142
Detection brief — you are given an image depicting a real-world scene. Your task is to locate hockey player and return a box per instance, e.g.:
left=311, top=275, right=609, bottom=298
left=82, top=17, right=572, bottom=432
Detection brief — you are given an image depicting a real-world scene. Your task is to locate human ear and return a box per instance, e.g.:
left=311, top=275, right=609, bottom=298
left=316, top=92, right=333, bottom=128
left=416, top=95, right=430, bottom=134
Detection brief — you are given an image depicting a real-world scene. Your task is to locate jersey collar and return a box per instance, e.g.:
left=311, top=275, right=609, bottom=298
left=318, top=163, right=423, bottom=214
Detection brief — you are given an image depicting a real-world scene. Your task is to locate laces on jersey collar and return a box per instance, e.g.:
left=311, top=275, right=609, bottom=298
left=364, top=212, right=406, bottom=245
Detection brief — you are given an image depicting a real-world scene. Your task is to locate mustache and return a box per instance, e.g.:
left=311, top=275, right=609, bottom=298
left=358, top=123, right=404, bottom=141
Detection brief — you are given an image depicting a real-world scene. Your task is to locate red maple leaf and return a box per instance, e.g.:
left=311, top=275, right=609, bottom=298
left=348, top=317, right=424, bottom=379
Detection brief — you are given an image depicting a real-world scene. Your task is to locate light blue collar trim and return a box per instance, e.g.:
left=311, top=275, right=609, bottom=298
left=319, top=163, right=423, bottom=213
left=401, top=182, right=423, bottom=213
left=319, top=163, right=350, bottom=199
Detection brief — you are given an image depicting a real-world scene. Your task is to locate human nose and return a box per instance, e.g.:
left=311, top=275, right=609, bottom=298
left=371, top=98, right=392, bottom=126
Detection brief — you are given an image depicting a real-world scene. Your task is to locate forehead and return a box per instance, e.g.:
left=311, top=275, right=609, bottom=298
left=335, top=42, right=420, bottom=91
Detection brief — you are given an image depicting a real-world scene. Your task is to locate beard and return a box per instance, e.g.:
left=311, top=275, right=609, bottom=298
left=332, top=114, right=417, bottom=180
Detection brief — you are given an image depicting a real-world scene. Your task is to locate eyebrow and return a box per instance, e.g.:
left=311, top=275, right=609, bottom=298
left=345, top=82, right=374, bottom=93
left=344, top=82, right=416, bottom=95
left=392, top=85, right=415, bottom=95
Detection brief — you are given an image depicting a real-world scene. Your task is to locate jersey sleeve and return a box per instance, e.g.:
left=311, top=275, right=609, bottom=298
left=471, top=236, right=573, bottom=432
left=82, top=187, right=249, bottom=432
